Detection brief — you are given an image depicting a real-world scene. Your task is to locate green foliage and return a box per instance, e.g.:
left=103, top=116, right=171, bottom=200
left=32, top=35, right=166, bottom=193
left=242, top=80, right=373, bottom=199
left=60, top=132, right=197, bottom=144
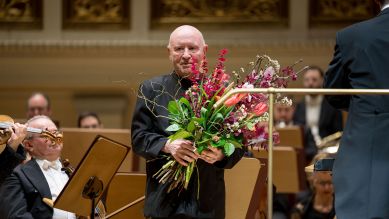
left=166, top=123, right=181, bottom=132
left=169, top=130, right=193, bottom=142
left=223, top=142, right=235, bottom=156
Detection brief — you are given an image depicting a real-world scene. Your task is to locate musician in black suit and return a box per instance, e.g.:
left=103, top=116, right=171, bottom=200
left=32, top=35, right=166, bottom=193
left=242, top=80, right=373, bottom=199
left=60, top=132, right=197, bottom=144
left=131, top=25, right=244, bottom=219
left=0, top=123, right=27, bottom=186
left=0, top=115, right=76, bottom=219
left=293, top=66, right=343, bottom=163
left=324, top=1, right=389, bottom=218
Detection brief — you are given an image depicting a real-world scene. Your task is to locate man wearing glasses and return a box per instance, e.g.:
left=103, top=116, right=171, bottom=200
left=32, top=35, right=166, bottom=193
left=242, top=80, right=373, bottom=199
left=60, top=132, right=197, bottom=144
left=0, top=115, right=76, bottom=219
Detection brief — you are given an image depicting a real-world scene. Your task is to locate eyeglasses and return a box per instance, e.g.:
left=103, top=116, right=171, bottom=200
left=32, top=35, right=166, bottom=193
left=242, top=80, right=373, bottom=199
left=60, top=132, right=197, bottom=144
left=32, top=130, right=63, bottom=146
left=316, top=180, right=333, bottom=187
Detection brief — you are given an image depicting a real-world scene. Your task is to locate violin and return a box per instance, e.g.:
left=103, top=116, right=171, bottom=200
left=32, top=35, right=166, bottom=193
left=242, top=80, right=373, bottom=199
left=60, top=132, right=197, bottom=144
left=0, top=115, right=63, bottom=146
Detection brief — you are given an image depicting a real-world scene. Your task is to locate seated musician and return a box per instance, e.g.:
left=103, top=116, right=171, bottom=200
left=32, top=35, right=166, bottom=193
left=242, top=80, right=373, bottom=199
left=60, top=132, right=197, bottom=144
left=0, top=115, right=77, bottom=218
left=274, top=97, right=295, bottom=128
left=291, top=153, right=335, bottom=219
left=77, top=111, right=103, bottom=129
left=0, top=122, right=27, bottom=186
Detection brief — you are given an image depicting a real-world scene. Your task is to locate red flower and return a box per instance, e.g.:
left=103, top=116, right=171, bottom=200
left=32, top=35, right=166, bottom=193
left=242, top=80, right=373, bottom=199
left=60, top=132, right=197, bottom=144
left=224, top=93, right=247, bottom=107
left=253, top=102, right=268, bottom=116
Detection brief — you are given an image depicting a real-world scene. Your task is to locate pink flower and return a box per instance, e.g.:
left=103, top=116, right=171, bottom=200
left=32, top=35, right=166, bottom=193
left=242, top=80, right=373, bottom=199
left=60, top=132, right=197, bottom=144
left=253, top=102, right=268, bottom=116
left=224, top=93, right=247, bottom=107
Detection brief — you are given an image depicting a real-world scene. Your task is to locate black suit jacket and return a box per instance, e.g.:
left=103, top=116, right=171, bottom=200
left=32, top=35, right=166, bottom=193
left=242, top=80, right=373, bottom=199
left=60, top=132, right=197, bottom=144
left=0, top=144, right=25, bottom=186
left=324, top=8, right=389, bottom=219
left=293, top=98, right=343, bottom=162
left=131, top=72, right=244, bottom=218
left=0, top=159, right=53, bottom=219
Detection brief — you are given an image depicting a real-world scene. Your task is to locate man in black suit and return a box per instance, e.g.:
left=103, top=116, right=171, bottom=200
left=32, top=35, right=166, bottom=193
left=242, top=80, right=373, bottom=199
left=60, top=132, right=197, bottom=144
left=0, top=115, right=76, bottom=219
left=131, top=25, right=244, bottom=219
left=293, top=66, right=343, bottom=163
left=324, top=1, right=389, bottom=218
left=0, top=122, right=27, bottom=185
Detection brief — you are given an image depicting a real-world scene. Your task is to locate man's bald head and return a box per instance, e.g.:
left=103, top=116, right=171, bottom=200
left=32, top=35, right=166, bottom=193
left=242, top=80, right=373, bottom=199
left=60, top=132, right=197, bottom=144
left=167, top=25, right=206, bottom=49
left=167, top=25, right=208, bottom=77
left=27, top=92, right=51, bottom=119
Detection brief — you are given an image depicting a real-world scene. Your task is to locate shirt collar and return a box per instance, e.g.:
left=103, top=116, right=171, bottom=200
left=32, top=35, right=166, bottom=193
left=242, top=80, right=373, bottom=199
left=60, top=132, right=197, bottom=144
left=305, top=95, right=323, bottom=106
left=382, top=4, right=389, bottom=11
left=36, top=159, right=62, bottom=171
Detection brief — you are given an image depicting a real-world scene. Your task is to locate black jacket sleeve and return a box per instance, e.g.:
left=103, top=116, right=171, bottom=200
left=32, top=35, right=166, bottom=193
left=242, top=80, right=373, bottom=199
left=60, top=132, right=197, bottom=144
left=324, top=33, right=352, bottom=110
left=131, top=81, right=169, bottom=160
left=0, top=144, right=25, bottom=186
left=0, top=171, right=34, bottom=219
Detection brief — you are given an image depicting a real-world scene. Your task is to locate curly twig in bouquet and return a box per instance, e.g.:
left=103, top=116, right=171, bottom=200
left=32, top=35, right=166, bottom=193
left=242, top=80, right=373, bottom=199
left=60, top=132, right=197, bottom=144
left=154, top=49, right=305, bottom=193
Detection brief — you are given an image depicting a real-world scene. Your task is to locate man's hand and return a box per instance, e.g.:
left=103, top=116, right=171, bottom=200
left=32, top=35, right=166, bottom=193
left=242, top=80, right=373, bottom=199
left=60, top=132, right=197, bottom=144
left=200, top=146, right=225, bottom=164
left=7, top=123, right=27, bottom=151
left=162, top=139, right=199, bottom=166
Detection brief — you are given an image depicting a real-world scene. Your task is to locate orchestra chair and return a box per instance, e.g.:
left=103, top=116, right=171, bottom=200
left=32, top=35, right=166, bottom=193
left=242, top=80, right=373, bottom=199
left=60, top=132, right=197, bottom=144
left=105, top=173, right=146, bottom=219
left=276, top=126, right=304, bottom=150
left=250, top=146, right=305, bottom=193
left=225, top=157, right=267, bottom=219
left=60, top=128, right=145, bottom=172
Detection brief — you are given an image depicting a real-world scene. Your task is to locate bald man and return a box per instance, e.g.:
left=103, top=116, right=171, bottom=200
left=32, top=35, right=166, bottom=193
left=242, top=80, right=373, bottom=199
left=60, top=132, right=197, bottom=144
left=27, top=92, right=52, bottom=119
left=131, top=25, right=244, bottom=219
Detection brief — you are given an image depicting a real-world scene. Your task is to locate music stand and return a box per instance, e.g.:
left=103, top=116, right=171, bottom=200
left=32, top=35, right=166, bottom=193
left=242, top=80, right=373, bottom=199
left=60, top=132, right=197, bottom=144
left=54, top=135, right=130, bottom=218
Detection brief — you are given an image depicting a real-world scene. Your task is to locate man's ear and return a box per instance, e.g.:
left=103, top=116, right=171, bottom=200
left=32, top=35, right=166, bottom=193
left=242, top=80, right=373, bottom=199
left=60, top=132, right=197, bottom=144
left=23, top=140, right=33, bottom=153
left=167, top=48, right=173, bottom=62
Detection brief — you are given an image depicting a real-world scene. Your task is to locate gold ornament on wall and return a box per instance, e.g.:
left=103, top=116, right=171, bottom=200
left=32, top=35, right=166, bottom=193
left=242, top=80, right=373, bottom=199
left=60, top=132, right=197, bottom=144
left=309, top=0, right=379, bottom=28
left=62, top=0, right=130, bottom=30
left=151, top=0, right=289, bottom=29
left=0, top=0, right=42, bottom=29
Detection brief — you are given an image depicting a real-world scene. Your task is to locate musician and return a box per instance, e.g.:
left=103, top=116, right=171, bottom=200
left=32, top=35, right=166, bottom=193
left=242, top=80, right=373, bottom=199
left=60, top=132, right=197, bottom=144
left=77, top=111, right=103, bottom=129
left=324, top=0, right=389, bottom=218
left=291, top=153, right=335, bottom=219
left=274, top=99, right=296, bottom=128
left=0, top=115, right=76, bottom=219
left=293, top=66, right=343, bottom=163
left=27, top=92, right=52, bottom=119
left=0, top=122, right=27, bottom=186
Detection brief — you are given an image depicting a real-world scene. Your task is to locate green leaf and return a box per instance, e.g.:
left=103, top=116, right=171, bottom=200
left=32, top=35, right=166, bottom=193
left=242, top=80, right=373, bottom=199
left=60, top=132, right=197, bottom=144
left=213, top=113, right=224, bottom=123
left=169, top=130, right=193, bottom=141
left=210, top=138, right=226, bottom=148
left=168, top=101, right=179, bottom=115
left=180, top=97, right=193, bottom=117
left=187, top=120, right=196, bottom=132
left=200, top=107, right=207, bottom=119
left=166, top=123, right=181, bottom=132
left=193, top=117, right=205, bottom=123
left=228, top=140, right=243, bottom=149
left=196, top=144, right=208, bottom=154
left=223, top=142, right=235, bottom=156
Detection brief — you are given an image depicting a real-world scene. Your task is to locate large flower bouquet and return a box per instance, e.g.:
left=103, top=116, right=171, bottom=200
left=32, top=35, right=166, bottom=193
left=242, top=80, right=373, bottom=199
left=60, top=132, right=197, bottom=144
left=154, top=49, right=301, bottom=193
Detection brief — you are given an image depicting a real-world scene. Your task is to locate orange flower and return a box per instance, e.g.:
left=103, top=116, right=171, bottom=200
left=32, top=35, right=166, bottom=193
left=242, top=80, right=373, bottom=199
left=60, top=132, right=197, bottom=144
left=253, top=102, right=268, bottom=116
left=224, top=93, right=247, bottom=107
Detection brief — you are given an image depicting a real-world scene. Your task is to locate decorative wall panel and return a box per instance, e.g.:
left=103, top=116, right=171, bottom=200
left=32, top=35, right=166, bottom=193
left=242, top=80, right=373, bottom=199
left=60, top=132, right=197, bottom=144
left=62, top=0, right=130, bottom=30
left=151, top=0, right=289, bottom=29
left=309, top=0, right=379, bottom=27
left=0, top=0, right=42, bottom=29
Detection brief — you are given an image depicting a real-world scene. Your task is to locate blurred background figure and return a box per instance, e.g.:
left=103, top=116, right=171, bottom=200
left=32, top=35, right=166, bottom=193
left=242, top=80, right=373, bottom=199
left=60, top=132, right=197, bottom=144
left=77, top=111, right=103, bottom=129
left=291, top=153, right=335, bottom=219
left=274, top=97, right=296, bottom=128
left=26, top=92, right=52, bottom=119
left=293, top=66, right=343, bottom=163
